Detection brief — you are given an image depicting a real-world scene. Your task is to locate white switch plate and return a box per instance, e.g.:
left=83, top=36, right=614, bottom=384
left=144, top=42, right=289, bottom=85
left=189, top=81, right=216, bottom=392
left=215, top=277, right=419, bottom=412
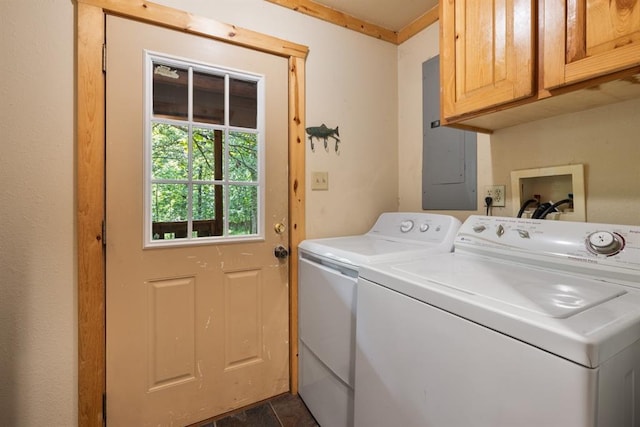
left=311, top=171, right=329, bottom=191
left=484, top=185, right=506, bottom=207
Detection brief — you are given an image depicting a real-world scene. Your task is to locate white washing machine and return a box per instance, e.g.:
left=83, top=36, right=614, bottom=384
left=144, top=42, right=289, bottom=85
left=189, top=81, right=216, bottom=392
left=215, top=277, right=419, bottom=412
left=355, top=215, right=640, bottom=427
left=298, top=212, right=461, bottom=427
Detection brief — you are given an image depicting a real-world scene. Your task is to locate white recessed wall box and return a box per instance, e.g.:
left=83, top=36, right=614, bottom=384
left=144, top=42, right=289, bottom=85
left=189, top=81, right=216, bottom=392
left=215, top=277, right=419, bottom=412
left=510, top=164, right=586, bottom=222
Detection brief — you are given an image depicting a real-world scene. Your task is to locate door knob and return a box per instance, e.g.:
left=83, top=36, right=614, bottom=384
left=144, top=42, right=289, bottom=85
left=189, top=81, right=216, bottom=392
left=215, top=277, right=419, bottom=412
left=274, top=245, right=289, bottom=259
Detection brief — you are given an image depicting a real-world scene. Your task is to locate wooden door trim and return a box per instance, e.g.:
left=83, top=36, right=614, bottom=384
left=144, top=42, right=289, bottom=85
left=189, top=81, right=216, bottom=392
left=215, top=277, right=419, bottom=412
left=76, top=1, right=307, bottom=425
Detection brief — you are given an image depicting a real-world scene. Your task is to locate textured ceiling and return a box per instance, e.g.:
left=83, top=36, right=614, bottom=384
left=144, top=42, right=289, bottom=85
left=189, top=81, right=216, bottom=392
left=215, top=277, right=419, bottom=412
left=311, top=0, right=439, bottom=31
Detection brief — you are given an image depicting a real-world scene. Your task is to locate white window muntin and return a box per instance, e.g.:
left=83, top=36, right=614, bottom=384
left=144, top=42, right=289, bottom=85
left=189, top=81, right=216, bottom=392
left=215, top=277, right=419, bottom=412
left=143, top=51, right=265, bottom=248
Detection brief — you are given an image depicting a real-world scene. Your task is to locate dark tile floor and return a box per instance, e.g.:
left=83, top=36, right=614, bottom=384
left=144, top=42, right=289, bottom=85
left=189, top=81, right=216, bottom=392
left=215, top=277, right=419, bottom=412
left=190, top=393, right=319, bottom=427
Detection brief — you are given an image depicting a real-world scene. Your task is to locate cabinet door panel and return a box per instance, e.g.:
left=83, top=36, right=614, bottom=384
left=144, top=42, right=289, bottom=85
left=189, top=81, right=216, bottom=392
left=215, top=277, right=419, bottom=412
left=544, top=0, right=640, bottom=88
left=441, top=0, right=534, bottom=120
left=587, top=0, right=640, bottom=57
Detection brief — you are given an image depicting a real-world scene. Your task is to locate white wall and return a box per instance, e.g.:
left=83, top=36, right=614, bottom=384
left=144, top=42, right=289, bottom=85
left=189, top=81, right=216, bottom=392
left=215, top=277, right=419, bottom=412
left=490, top=99, right=640, bottom=225
left=156, top=0, right=400, bottom=238
left=0, top=1, right=77, bottom=426
left=397, top=24, right=640, bottom=226
left=397, top=23, right=491, bottom=222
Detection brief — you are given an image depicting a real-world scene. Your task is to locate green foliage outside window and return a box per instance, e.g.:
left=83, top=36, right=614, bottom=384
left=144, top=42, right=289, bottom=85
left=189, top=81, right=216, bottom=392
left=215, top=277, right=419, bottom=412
left=151, top=123, right=259, bottom=237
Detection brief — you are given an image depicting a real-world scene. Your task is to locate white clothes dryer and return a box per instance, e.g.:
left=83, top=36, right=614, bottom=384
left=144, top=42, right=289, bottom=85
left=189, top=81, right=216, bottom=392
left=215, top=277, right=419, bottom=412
left=297, top=212, right=461, bottom=427
left=355, top=215, right=640, bottom=427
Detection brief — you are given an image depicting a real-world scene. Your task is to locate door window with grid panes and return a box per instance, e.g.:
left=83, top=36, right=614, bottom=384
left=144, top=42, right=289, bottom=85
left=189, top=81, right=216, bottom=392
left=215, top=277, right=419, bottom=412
left=144, top=53, right=264, bottom=247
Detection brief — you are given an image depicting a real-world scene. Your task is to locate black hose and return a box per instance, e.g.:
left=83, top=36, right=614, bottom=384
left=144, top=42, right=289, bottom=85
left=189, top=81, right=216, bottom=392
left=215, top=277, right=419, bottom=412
left=532, top=203, right=551, bottom=219
left=538, top=198, right=574, bottom=219
left=517, top=198, right=538, bottom=218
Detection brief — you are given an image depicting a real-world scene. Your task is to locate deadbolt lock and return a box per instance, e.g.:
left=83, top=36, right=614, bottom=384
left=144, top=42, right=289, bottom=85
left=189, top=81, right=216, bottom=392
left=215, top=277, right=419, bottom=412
left=274, top=223, right=286, bottom=234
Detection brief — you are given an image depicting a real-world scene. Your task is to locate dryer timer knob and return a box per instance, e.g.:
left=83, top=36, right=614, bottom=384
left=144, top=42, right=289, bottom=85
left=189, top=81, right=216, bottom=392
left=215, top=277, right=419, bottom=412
left=400, top=220, right=414, bottom=233
left=586, top=231, right=624, bottom=255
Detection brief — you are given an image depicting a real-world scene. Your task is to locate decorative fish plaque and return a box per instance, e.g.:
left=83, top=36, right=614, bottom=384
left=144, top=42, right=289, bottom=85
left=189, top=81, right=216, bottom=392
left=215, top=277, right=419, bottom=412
left=306, top=124, right=340, bottom=153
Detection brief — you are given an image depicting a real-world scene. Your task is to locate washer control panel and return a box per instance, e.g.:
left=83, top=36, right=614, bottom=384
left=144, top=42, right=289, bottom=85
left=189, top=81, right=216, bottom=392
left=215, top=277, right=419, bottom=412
left=456, top=216, right=640, bottom=284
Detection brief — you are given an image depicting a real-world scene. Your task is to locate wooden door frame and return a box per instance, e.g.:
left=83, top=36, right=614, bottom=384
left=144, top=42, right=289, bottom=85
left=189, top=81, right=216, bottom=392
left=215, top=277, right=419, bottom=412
left=76, top=1, right=307, bottom=424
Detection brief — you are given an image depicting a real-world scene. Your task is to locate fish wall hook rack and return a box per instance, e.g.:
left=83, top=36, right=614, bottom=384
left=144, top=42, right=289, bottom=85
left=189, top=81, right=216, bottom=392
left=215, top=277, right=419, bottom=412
left=306, top=124, right=340, bottom=153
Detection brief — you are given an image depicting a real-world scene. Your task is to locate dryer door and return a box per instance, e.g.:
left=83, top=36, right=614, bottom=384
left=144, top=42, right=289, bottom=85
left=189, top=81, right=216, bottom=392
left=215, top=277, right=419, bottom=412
left=298, top=256, right=357, bottom=385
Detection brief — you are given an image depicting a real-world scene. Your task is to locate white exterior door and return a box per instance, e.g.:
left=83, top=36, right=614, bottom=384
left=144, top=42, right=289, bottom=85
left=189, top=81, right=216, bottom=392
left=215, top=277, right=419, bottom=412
left=105, top=15, right=290, bottom=426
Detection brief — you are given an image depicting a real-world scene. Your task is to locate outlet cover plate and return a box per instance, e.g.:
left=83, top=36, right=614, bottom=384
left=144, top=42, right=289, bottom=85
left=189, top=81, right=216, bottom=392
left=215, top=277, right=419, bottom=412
left=485, top=185, right=506, bottom=207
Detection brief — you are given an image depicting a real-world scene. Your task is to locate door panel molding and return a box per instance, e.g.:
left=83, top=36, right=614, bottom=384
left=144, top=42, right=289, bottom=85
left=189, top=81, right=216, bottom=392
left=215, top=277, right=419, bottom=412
left=76, top=1, right=307, bottom=424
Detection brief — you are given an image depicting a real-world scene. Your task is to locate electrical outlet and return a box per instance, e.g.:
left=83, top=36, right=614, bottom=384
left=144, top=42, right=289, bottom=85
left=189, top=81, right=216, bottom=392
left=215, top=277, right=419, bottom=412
left=484, top=185, right=506, bottom=207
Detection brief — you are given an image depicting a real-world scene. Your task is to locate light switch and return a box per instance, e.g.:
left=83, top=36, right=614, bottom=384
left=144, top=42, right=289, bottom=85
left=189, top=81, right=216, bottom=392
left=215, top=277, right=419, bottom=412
left=311, top=171, right=329, bottom=191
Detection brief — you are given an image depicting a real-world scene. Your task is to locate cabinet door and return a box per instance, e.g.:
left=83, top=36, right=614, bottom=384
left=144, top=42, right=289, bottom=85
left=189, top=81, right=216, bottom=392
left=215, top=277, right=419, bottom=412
left=543, top=0, right=640, bottom=89
left=440, top=0, right=535, bottom=121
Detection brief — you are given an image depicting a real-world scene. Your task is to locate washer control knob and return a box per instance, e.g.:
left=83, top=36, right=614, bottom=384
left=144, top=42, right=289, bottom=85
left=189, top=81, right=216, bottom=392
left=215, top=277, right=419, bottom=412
left=496, top=224, right=505, bottom=237
left=472, top=225, right=486, bottom=233
left=586, top=231, right=624, bottom=255
left=420, top=223, right=430, bottom=232
left=400, top=220, right=414, bottom=233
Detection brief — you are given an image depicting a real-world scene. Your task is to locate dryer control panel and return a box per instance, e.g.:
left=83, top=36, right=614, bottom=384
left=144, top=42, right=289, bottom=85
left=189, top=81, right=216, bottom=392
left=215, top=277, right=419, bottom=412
left=455, top=216, right=640, bottom=286
left=367, top=212, right=461, bottom=245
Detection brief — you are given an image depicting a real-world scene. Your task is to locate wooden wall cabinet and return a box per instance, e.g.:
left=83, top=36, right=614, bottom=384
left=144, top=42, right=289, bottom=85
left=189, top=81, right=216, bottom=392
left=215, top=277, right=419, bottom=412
left=440, top=0, right=535, bottom=120
left=440, top=0, right=640, bottom=132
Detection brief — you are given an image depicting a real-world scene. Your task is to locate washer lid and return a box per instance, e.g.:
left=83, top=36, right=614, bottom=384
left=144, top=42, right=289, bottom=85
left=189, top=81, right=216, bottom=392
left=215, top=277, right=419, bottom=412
left=398, top=256, right=625, bottom=318
left=359, top=252, right=640, bottom=368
